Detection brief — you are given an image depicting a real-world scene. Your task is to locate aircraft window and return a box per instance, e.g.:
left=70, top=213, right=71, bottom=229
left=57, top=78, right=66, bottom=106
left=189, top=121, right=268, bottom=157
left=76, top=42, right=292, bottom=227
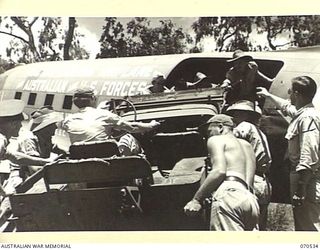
left=27, top=93, right=37, bottom=105
left=62, top=95, right=73, bottom=110
left=166, top=58, right=283, bottom=91
left=44, top=94, right=54, bottom=106
left=14, top=92, right=22, bottom=100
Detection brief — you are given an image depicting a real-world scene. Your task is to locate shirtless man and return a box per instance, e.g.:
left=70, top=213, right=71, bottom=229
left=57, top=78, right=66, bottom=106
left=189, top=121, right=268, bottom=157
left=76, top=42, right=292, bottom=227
left=184, top=114, right=259, bottom=231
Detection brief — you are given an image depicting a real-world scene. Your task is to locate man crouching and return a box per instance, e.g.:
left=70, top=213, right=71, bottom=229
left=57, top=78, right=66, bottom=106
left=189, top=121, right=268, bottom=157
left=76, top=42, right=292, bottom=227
left=184, top=114, right=259, bottom=231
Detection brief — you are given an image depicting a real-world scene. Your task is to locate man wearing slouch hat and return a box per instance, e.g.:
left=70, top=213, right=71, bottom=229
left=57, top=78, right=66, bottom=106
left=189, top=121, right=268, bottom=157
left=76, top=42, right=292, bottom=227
left=220, top=50, right=274, bottom=110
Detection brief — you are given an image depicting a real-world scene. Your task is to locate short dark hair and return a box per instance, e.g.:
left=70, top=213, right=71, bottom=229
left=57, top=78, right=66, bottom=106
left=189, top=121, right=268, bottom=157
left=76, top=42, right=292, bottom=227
left=73, top=96, right=95, bottom=108
left=73, top=88, right=96, bottom=108
left=292, top=76, right=317, bottom=101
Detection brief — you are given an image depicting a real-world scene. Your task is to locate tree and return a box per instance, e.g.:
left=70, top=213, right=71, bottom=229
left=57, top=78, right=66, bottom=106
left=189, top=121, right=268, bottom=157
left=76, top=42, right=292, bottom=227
left=96, top=17, right=127, bottom=58
left=97, top=17, right=193, bottom=58
left=192, top=15, right=320, bottom=52
left=0, top=17, right=89, bottom=63
left=192, top=17, right=253, bottom=52
left=127, top=18, right=193, bottom=55
left=285, top=16, right=320, bottom=47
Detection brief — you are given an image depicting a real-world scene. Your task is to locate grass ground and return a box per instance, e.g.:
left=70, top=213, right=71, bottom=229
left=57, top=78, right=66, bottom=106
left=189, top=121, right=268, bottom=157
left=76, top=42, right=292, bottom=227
left=266, top=202, right=295, bottom=231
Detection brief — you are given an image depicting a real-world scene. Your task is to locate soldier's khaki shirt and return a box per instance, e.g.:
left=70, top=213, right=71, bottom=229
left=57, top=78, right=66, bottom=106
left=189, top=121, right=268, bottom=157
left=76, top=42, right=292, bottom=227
left=62, top=107, right=126, bottom=144
left=281, top=102, right=320, bottom=202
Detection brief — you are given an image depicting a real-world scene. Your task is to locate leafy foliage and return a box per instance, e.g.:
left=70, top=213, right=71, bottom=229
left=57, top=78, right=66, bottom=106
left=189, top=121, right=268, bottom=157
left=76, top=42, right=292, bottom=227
left=0, top=56, right=16, bottom=74
left=97, top=17, right=193, bottom=58
left=192, top=15, right=320, bottom=51
left=255, top=16, right=320, bottom=49
left=192, top=17, right=253, bottom=52
left=0, top=17, right=89, bottom=64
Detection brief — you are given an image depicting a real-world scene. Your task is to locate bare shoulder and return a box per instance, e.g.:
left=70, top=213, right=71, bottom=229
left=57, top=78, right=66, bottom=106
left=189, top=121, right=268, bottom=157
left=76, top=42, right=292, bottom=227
left=237, top=138, right=255, bottom=155
left=207, top=135, right=227, bottom=147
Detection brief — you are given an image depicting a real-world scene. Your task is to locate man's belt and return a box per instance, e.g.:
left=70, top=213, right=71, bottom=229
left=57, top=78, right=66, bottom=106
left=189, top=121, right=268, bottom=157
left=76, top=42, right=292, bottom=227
left=225, top=175, right=254, bottom=194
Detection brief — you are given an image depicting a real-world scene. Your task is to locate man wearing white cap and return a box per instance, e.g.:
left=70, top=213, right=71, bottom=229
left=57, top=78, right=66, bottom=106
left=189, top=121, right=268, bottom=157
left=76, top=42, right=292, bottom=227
left=0, top=100, right=26, bottom=197
left=0, top=100, right=27, bottom=225
left=0, top=100, right=52, bottom=224
left=226, top=100, right=272, bottom=230
left=184, top=114, right=259, bottom=231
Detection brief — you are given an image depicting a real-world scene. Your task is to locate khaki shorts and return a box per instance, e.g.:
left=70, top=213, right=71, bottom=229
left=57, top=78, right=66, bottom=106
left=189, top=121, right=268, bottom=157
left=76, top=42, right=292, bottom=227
left=210, top=181, right=259, bottom=231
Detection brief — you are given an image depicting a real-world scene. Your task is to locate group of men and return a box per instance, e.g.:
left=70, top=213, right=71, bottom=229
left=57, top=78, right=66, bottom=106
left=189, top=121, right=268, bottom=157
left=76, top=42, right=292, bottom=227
left=0, top=90, right=160, bottom=226
left=0, top=50, right=320, bottom=232
left=184, top=51, right=320, bottom=231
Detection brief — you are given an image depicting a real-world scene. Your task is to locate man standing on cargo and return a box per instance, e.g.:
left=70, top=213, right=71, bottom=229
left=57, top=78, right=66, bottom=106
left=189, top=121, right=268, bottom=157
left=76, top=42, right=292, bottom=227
left=184, top=114, right=259, bottom=231
left=221, top=49, right=274, bottom=110
left=62, top=88, right=160, bottom=155
left=257, top=76, right=320, bottom=231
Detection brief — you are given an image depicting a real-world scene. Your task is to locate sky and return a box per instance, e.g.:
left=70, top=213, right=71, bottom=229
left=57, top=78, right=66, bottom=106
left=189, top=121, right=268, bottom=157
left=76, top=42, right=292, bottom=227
left=75, top=17, right=105, bottom=58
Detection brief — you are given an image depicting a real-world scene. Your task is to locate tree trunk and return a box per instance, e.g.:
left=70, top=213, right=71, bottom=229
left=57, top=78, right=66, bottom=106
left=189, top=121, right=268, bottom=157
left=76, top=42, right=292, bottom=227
left=64, top=17, right=76, bottom=60
left=265, top=17, right=277, bottom=50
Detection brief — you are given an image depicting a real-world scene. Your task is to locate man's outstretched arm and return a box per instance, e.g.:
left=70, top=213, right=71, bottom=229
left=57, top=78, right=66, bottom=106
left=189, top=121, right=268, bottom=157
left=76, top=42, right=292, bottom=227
left=116, top=120, right=160, bottom=134
left=5, top=151, right=51, bottom=166
left=256, top=87, right=288, bottom=110
left=184, top=138, right=226, bottom=216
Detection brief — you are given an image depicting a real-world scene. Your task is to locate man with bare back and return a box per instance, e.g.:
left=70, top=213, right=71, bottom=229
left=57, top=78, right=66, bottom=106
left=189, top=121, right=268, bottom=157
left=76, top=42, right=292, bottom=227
left=184, top=114, right=259, bottom=231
